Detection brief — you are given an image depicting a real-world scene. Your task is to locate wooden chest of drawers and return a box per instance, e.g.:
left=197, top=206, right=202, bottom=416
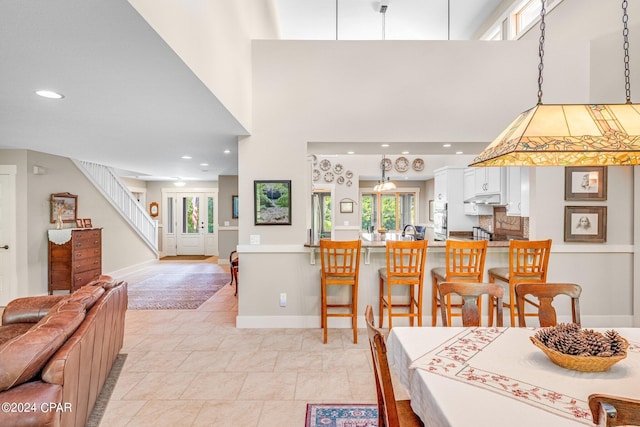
left=48, top=228, right=102, bottom=294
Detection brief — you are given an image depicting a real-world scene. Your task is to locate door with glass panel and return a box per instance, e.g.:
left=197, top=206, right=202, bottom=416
left=163, top=191, right=218, bottom=256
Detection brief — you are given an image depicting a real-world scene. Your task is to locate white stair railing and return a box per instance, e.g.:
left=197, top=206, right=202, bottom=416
left=73, top=160, right=158, bottom=255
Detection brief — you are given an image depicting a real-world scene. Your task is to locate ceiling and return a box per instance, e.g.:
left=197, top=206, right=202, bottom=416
left=0, top=0, right=505, bottom=182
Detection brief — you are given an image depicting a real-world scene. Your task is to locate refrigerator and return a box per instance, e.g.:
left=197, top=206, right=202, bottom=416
left=433, top=201, right=448, bottom=241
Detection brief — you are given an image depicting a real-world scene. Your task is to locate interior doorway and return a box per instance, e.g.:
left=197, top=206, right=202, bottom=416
left=0, top=165, right=17, bottom=305
left=162, top=189, right=218, bottom=256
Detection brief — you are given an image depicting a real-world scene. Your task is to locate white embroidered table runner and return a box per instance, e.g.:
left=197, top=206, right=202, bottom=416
left=408, top=327, right=640, bottom=425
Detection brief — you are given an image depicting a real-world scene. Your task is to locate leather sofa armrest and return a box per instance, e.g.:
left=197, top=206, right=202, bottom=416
left=2, top=295, right=67, bottom=325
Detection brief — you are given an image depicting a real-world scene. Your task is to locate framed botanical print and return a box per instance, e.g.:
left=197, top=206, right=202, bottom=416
left=564, top=166, right=607, bottom=201
left=564, top=206, right=607, bottom=243
left=232, top=195, right=239, bottom=219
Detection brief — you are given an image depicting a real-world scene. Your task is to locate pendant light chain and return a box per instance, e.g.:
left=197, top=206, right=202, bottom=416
left=622, top=0, right=631, bottom=103
left=537, top=0, right=547, bottom=105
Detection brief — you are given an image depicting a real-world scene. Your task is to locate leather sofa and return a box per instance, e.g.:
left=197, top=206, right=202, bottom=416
left=0, top=276, right=127, bottom=427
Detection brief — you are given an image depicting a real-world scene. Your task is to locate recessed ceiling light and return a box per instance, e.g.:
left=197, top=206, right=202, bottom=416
left=200, top=163, right=209, bottom=166
left=443, top=144, right=452, bottom=148
left=381, top=144, right=390, bottom=148
left=347, top=151, right=355, bottom=155
left=173, top=181, right=186, bottom=187
left=223, top=149, right=231, bottom=154
left=181, top=155, right=192, bottom=160
left=402, top=151, right=410, bottom=154
left=456, top=151, right=464, bottom=155
left=35, top=90, right=64, bottom=99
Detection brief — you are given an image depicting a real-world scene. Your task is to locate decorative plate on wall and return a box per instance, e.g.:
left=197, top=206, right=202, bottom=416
left=324, top=171, right=334, bottom=183
left=345, top=170, right=353, bottom=179
left=337, top=176, right=345, bottom=185
left=312, top=169, right=321, bottom=182
left=395, top=156, right=410, bottom=172
left=346, top=180, right=352, bottom=187
left=381, top=158, right=392, bottom=171
left=319, top=159, right=332, bottom=171
left=333, top=163, right=344, bottom=174
left=412, top=158, right=425, bottom=171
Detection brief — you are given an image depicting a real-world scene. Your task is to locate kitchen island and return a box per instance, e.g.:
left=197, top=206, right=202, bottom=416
left=296, top=236, right=511, bottom=327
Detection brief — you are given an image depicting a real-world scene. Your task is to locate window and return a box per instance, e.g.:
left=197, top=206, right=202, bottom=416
left=514, top=0, right=542, bottom=37
left=361, top=190, right=417, bottom=231
left=182, top=196, right=199, bottom=233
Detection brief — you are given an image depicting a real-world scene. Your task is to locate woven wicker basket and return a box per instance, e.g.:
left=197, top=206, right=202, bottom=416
left=530, top=336, right=628, bottom=372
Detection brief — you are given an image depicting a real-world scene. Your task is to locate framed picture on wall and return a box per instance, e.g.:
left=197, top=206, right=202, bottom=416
left=564, top=166, right=607, bottom=201
left=340, top=201, right=354, bottom=213
left=50, top=192, right=78, bottom=223
left=232, top=195, right=239, bottom=219
left=254, top=180, right=291, bottom=225
left=564, top=206, right=607, bottom=243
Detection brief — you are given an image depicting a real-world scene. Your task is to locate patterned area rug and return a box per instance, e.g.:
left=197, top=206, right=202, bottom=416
left=86, top=353, right=127, bottom=427
left=305, top=404, right=378, bottom=427
left=127, top=273, right=229, bottom=309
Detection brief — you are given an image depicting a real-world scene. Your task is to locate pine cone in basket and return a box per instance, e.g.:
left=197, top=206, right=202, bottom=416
left=533, top=323, right=626, bottom=358
left=606, top=330, right=627, bottom=356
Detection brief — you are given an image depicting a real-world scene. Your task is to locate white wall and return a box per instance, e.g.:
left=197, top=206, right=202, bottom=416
left=128, top=0, right=279, bottom=131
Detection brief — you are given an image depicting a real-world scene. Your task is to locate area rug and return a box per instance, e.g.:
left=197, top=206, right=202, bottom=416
left=127, top=273, right=229, bottom=310
left=305, top=404, right=378, bottom=427
left=86, top=353, right=127, bottom=427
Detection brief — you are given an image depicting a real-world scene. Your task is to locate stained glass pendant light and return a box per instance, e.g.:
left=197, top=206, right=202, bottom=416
left=471, top=0, right=640, bottom=167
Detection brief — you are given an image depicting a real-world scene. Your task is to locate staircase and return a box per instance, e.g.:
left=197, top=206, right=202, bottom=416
left=73, top=160, right=159, bottom=255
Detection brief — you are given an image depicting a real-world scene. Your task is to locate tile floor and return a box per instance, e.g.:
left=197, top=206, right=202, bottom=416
left=100, top=258, right=407, bottom=426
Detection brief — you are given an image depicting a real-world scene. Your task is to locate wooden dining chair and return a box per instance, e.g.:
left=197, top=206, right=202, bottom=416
left=431, top=239, right=488, bottom=326
left=379, top=240, right=428, bottom=330
left=438, top=282, right=504, bottom=327
left=589, top=394, right=640, bottom=426
left=488, top=239, right=552, bottom=326
left=515, top=283, right=582, bottom=327
left=320, top=239, right=362, bottom=344
left=365, top=305, right=424, bottom=427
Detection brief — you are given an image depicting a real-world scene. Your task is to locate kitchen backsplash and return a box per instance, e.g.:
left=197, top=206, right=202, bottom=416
left=478, top=214, right=529, bottom=239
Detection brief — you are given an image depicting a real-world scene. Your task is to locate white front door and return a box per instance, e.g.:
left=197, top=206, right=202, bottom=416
left=0, top=166, right=17, bottom=305
left=162, top=189, right=218, bottom=256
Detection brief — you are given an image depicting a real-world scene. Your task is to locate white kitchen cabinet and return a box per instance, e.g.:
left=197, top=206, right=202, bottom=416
left=474, top=167, right=504, bottom=195
left=463, top=169, right=475, bottom=202
left=434, top=169, right=447, bottom=201
left=505, top=167, right=530, bottom=217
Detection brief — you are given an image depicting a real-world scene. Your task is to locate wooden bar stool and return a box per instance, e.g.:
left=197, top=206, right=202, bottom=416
left=379, top=240, right=428, bottom=330
left=320, top=239, right=362, bottom=344
left=488, top=239, right=552, bottom=327
left=431, top=239, right=488, bottom=326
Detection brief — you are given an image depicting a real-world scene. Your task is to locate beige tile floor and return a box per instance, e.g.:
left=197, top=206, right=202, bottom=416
left=99, top=258, right=407, bottom=427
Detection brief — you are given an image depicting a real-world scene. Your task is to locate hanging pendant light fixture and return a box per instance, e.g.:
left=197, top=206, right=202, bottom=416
left=471, top=0, right=640, bottom=167
left=373, top=155, right=396, bottom=192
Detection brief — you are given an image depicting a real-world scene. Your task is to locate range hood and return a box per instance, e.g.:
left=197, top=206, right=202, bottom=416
left=464, top=194, right=502, bottom=205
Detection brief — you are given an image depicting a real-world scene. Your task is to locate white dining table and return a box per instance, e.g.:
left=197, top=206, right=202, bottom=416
left=386, top=327, right=640, bottom=427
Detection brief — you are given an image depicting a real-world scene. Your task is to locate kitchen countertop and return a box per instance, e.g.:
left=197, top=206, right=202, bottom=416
left=304, top=238, right=511, bottom=248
